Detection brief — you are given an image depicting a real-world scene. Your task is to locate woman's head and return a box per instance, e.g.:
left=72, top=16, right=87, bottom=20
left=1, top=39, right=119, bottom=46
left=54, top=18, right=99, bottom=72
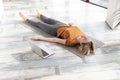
left=77, top=42, right=95, bottom=55
left=77, top=36, right=95, bottom=55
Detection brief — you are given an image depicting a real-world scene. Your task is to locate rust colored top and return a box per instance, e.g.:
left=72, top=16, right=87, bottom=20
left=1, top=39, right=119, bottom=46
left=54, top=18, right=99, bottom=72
left=57, top=25, right=85, bottom=46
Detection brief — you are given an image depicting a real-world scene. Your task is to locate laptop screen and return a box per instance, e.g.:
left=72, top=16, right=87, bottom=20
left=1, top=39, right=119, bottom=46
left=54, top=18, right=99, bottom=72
left=29, top=40, right=55, bottom=58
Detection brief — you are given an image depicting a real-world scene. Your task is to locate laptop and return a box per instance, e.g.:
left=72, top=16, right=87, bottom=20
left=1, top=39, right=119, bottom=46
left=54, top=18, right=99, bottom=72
left=29, top=41, right=55, bottom=59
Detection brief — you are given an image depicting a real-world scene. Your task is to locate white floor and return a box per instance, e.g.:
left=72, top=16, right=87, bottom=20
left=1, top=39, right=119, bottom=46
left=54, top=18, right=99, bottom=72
left=0, top=0, right=120, bottom=80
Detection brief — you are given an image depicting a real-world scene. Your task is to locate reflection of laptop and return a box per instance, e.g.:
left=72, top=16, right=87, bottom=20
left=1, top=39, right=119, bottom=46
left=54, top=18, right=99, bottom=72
left=29, top=41, right=55, bottom=59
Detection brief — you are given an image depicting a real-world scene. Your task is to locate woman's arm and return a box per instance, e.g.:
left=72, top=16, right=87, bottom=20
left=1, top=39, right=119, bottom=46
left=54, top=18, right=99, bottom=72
left=31, top=36, right=66, bottom=45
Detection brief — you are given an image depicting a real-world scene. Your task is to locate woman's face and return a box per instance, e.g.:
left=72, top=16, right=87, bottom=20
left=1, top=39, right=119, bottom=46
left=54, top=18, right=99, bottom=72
left=79, top=36, right=91, bottom=44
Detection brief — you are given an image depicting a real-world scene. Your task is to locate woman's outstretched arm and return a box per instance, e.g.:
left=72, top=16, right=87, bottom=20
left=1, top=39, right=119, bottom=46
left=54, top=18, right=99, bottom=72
left=31, top=36, right=66, bottom=45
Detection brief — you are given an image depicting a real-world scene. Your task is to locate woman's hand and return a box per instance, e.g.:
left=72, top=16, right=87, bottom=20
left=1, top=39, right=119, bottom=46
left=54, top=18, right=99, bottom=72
left=68, top=23, right=73, bottom=26
left=31, top=36, right=43, bottom=41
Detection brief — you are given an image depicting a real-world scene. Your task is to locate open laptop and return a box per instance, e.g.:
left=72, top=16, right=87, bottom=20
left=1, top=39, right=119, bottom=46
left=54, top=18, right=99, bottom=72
left=29, top=41, right=55, bottom=59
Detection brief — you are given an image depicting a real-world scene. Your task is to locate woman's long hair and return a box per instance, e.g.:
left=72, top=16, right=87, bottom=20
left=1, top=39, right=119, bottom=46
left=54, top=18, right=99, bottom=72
left=77, top=42, right=95, bottom=55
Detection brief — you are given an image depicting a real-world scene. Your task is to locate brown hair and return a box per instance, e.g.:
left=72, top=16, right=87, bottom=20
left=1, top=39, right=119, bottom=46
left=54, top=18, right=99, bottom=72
left=77, top=42, right=95, bottom=55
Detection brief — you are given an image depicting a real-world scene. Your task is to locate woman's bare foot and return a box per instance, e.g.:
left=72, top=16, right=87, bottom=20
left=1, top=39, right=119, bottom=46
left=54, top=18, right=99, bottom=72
left=19, top=12, right=27, bottom=21
left=36, top=9, right=41, bottom=18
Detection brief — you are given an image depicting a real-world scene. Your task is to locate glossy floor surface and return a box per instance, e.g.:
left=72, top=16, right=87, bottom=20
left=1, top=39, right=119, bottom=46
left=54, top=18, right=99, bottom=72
left=0, top=0, right=120, bottom=80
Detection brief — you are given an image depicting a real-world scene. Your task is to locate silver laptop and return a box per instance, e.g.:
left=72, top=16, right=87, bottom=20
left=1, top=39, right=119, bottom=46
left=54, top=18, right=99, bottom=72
left=29, top=41, right=55, bottom=59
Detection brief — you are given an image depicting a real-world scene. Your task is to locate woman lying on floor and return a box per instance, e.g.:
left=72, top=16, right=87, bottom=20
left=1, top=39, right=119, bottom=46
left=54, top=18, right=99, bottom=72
left=19, top=9, right=95, bottom=55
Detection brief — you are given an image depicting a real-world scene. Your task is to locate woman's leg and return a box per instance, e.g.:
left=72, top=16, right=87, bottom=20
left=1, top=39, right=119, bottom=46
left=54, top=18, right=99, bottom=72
left=36, top=9, right=64, bottom=25
left=40, top=15, right=64, bottom=25
left=19, top=12, right=57, bottom=36
left=26, top=19, right=58, bottom=36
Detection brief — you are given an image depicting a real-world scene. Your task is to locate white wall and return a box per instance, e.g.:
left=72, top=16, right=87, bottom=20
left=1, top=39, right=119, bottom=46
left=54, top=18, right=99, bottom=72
left=0, top=0, right=4, bottom=22
left=106, top=0, right=120, bottom=29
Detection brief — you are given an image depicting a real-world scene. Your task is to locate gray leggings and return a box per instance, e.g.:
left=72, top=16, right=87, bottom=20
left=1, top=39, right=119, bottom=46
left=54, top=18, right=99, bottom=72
left=25, top=15, right=64, bottom=36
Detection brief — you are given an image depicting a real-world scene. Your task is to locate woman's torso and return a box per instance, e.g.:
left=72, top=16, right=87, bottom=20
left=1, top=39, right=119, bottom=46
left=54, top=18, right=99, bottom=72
left=57, top=25, right=85, bottom=46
